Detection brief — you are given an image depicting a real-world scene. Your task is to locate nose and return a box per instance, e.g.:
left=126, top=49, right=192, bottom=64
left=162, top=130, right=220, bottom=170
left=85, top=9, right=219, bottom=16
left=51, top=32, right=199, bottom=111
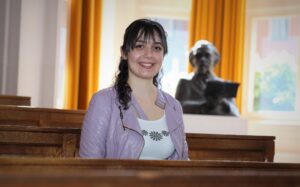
left=197, top=54, right=208, bottom=63
left=144, top=46, right=153, bottom=58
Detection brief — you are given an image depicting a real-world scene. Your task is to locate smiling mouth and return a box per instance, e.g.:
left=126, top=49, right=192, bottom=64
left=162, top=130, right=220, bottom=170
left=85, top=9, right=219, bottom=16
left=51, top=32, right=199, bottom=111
left=139, top=62, right=154, bottom=69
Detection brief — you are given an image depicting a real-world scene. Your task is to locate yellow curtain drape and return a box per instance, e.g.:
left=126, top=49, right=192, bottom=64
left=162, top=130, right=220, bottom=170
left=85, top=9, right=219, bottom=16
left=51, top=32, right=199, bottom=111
left=64, top=0, right=102, bottom=110
left=189, top=0, right=245, bottom=110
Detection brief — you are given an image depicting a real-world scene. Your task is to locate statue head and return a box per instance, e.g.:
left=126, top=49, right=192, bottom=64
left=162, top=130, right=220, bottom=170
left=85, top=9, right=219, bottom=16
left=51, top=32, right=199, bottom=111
left=189, top=40, right=220, bottom=74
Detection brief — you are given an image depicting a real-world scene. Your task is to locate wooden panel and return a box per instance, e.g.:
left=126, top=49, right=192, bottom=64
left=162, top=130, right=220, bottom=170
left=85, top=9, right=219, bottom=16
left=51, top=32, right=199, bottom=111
left=187, top=133, right=275, bottom=162
left=0, top=145, right=63, bottom=157
left=1, top=157, right=300, bottom=171
left=0, top=169, right=299, bottom=187
left=0, top=95, right=31, bottom=106
left=189, top=150, right=265, bottom=162
left=0, top=158, right=300, bottom=187
left=0, top=106, right=85, bottom=128
left=0, top=125, right=80, bottom=157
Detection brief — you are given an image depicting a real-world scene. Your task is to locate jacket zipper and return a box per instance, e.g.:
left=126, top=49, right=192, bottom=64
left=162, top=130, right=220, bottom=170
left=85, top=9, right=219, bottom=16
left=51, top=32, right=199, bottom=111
left=118, top=105, right=145, bottom=158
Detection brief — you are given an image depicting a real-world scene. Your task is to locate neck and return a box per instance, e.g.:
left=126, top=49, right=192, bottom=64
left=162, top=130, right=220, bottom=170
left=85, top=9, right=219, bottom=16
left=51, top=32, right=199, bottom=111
left=193, top=68, right=215, bottom=81
left=128, top=76, right=157, bottom=99
left=193, top=71, right=209, bottom=81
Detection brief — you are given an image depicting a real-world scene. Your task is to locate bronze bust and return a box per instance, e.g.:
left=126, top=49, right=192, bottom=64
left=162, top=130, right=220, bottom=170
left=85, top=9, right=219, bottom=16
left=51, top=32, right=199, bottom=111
left=175, top=40, right=240, bottom=116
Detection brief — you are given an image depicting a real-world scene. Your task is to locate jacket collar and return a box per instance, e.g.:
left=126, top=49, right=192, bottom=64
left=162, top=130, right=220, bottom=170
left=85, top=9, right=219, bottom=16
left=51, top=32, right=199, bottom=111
left=117, top=88, right=180, bottom=133
left=126, top=88, right=167, bottom=120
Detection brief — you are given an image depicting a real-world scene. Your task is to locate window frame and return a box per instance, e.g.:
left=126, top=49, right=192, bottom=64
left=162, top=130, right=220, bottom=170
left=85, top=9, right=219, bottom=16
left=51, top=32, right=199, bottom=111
left=242, top=4, right=300, bottom=122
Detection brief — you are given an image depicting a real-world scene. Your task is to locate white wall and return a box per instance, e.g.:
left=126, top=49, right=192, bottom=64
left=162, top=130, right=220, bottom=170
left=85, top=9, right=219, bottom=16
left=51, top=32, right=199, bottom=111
left=0, top=0, right=6, bottom=91
left=248, top=122, right=300, bottom=163
left=0, top=0, right=21, bottom=95
left=98, top=0, right=117, bottom=89
left=18, top=0, right=60, bottom=107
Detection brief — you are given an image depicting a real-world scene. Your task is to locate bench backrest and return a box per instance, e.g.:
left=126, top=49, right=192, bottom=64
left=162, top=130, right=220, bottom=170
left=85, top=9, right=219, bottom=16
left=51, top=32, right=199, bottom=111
left=0, top=95, right=31, bottom=106
left=0, top=106, right=85, bottom=127
left=0, top=125, right=275, bottom=161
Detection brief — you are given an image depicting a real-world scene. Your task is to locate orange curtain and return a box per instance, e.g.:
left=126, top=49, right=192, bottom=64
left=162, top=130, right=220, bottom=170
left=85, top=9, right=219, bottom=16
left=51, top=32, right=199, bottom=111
left=189, top=0, right=245, bottom=109
left=64, top=0, right=102, bottom=110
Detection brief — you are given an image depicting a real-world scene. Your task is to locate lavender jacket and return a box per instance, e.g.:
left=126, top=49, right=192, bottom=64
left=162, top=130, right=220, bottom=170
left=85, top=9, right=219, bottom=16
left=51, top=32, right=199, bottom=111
left=79, top=87, right=189, bottom=160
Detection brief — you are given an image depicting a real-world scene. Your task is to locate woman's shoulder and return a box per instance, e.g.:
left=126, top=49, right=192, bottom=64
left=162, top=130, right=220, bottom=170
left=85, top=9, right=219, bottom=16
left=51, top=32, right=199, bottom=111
left=90, top=87, right=117, bottom=105
left=93, top=87, right=116, bottom=97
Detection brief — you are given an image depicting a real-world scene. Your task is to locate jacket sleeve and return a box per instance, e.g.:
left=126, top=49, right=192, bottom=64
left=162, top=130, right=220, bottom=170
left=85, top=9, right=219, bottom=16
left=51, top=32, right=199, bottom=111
left=79, top=92, right=111, bottom=158
left=175, top=99, right=190, bottom=160
left=179, top=101, right=189, bottom=160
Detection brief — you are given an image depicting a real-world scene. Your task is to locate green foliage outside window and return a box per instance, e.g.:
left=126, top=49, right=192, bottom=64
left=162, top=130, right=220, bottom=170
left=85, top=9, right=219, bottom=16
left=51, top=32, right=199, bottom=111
left=254, top=63, right=296, bottom=111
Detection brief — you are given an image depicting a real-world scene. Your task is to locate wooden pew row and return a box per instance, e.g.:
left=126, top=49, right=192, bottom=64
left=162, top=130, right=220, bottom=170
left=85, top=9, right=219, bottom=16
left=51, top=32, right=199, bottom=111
left=1, top=157, right=299, bottom=171
left=0, top=157, right=300, bottom=187
left=0, top=125, right=275, bottom=161
left=1, top=169, right=299, bottom=187
left=0, top=95, right=31, bottom=106
left=0, top=125, right=79, bottom=157
left=0, top=105, right=85, bottom=128
left=188, top=133, right=274, bottom=161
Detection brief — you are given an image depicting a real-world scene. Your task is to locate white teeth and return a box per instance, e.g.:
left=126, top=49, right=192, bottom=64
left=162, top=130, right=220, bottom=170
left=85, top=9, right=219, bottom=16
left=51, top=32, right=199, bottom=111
left=140, top=63, right=153, bottom=67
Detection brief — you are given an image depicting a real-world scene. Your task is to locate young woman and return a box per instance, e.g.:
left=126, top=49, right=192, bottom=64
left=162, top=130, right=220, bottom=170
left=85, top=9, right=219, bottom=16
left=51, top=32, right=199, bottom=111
left=79, top=18, right=189, bottom=160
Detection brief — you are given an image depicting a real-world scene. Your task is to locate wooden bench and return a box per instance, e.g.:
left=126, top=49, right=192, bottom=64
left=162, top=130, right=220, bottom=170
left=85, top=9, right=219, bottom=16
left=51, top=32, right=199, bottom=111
left=0, top=125, right=275, bottom=161
left=0, top=95, right=31, bottom=106
left=188, top=133, right=274, bottom=161
left=0, top=125, right=79, bottom=157
left=0, top=157, right=299, bottom=171
left=0, top=105, right=85, bottom=127
left=0, top=104, right=294, bottom=186
left=1, top=168, right=299, bottom=187
left=0, top=157, right=300, bottom=187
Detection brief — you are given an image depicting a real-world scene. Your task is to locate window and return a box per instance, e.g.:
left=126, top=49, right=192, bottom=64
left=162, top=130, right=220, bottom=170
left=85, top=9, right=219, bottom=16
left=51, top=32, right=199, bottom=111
left=155, top=18, right=190, bottom=96
left=244, top=0, right=300, bottom=121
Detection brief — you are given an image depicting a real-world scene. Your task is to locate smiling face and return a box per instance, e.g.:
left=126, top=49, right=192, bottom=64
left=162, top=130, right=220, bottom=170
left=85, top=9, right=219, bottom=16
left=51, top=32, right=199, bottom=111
left=122, top=32, right=164, bottom=81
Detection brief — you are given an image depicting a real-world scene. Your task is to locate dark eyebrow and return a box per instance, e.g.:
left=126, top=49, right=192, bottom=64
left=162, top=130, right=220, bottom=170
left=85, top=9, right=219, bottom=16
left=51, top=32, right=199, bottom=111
left=136, top=40, right=163, bottom=46
left=153, top=42, right=163, bottom=45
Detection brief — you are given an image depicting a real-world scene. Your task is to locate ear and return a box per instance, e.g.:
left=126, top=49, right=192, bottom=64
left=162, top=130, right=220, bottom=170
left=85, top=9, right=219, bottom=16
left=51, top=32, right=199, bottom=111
left=213, top=51, right=220, bottom=65
left=120, top=47, right=127, bottom=60
left=189, top=58, right=196, bottom=68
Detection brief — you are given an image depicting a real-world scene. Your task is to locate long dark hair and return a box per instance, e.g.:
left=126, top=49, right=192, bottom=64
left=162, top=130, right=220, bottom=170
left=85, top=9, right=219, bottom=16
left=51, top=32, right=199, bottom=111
left=114, top=19, right=168, bottom=110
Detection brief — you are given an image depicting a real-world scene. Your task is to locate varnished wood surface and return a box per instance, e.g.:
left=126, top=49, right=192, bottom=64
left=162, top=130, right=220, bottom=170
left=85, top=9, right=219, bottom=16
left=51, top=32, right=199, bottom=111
left=0, top=95, right=31, bottom=106
left=1, top=169, right=299, bottom=187
left=0, top=124, right=275, bottom=161
left=187, top=133, right=275, bottom=161
left=0, top=157, right=299, bottom=171
left=0, top=105, right=85, bottom=128
left=0, top=105, right=275, bottom=161
left=0, top=125, right=80, bottom=157
left=0, top=157, right=300, bottom=187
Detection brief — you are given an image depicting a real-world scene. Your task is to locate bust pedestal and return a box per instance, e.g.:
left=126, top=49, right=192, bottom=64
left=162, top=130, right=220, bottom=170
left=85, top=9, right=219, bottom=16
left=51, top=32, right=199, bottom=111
left=183, top=114, right=247, bottom=135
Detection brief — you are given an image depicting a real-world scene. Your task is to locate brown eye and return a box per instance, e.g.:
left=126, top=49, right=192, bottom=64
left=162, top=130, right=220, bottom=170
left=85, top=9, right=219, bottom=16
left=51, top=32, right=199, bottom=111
left=135, top=44, right=144, bottom=49
left=154, top=46, right=162, bottom=51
